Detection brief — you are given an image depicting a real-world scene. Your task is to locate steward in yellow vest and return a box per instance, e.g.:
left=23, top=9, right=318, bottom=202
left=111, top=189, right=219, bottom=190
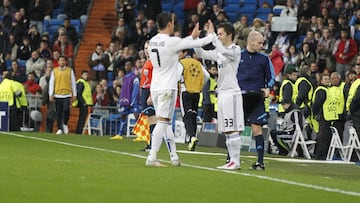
left=73, top=70, right=93, bottom=134
left=346, top=77, right=360, bottom=138
left=311, top=74, right=332, bottom=160
left=329, top=72, right=346, bottom=141
left=0, top=73, right=21, bottom=131
left=294, top=66, right=314, bottom=118
left=278, top=65, right=298, bottom=114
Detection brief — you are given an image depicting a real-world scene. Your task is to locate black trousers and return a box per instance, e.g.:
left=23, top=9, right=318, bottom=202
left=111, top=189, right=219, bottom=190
left=55, top=97, right=70, bottom=130
left=76, top=105, right=89, bottom=134
left=202, top=103, right=215, bottom=122
left=315, top=119, right=332, bottom=160
left=181, top=91, right=200, bottom=140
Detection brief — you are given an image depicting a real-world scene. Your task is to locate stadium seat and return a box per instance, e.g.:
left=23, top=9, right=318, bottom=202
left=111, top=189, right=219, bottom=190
left=259, top=0, right=274, bottom=7
left=256, top=7, right=272, bottom=14
left=5, top=60, right=12, bottom=71
left=17, top=59, right=27, bottom=68
left=326, top=127, right=349, bottom=161
left=345, top=126, right=360, bottom=162
left=85, top=113, right=105, bottom=136
left=226, top=12, right=239, bottom=23
left=52, top=8, right=64, bottom=19
left=126, top=113, right=137, bottom=137
left=255, top=13, right=268, bottom=22
left=70, top=19, right=81, bottom=34
left=273, top=5, right=285, bottom=16
left=43, top=19, right=64, bottom=37
left=288, top=123, right=316, bottom=159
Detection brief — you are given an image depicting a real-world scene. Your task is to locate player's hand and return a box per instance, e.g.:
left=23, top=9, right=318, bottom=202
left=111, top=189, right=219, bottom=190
left=207, top=20, right=214, bottom=34
left=49, top=96, right=55, bottom=102
left=70, top=96, right=76, bottom=102
left=261, top=88, right=270, bottom=98
left=191, top=23, right=201, bottom=39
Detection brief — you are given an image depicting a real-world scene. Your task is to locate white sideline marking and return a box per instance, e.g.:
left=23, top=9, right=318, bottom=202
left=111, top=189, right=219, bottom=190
left=177, top=150, right=355, bottom=165
left=3, top=132, right=360, bottom=197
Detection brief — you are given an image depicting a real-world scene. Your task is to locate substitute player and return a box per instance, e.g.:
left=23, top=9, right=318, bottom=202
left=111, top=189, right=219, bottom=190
left=145, top=13, right=216, bottom=167
left=238, top=31, right=276, bottom=170
left=194, top=22, right=244, bottom=170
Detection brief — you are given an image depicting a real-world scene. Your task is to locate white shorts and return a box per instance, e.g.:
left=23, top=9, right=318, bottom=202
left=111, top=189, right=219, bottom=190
left=151, top=90, right=177, bottom=119
left=217, top=91, right=245, bottom=133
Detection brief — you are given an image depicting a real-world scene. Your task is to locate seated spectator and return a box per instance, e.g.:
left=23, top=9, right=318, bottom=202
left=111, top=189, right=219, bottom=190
left=270, top=101, right=305, bottom=156
left=108, top=79, right=120, bottom=106
left=52, top=50, right=60, bottom=67
left=250, top=18, right=266, bottom=36
left=214, top=11, right=228, bottom=28
left=317, top=27, right=335, bottom=73
left=115, top=0, right=136, bottom=24
left=269, top=44, right=284, bottom=80
left=10, top=60, right=26, bottom=83
left=27, top=0, right=46, bottom=34
left=233, top=15, right=250, bottom=50
left=38, top=40, right=52, bottom=60
left=63, top=18, right=79, bottom=46
left=17, top=36, right=32, bottom=60
left=280, top=0, right=298, bottom=17
left=274, top=32, right=290, bottom=54
left=23, top=72, right=42, bottom=95
left=26, top=50, right=46, bottom=79
left=88, top=43, right=110, bottom=89
left=57, top=0, right=88, bottom=28
left=27, top=24, right=42, bottom=50
left=297, top=43, right=316, bottom=69
left=92, top=84, right=109, bottom=106
left=9, top=34, right=18, bottom=61
left=52, top=33, right=74, bottom=67
left=0, top=0, right=17, bottom=28
left=283, top=45, right=299, bottom=67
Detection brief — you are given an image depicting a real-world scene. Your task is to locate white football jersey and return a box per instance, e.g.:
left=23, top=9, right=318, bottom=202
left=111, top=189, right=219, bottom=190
left=149, top=33, right=215, bottom=91
left=194, top=38, right=241, bottom=92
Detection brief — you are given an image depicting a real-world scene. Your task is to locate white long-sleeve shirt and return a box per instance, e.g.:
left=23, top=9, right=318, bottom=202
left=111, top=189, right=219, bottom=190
left=194, top=37, right=241, bottom=92
left=48, top=66, right=77, bottom=98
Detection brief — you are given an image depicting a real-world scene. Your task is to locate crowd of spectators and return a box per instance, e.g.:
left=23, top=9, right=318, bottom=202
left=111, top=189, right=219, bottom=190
left=2, top=0, right=360, bottom=150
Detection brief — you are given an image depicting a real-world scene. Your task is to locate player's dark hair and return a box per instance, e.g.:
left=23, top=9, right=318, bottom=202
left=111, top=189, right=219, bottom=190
left=156, top=13, right=173, bottom=30
left=218, top=23, right=235, bottom=41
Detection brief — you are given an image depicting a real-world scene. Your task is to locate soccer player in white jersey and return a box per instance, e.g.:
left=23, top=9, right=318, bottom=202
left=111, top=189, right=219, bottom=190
left=145, top=13, right=215, bottom=167
left=194, top=22, right=244, bottom=170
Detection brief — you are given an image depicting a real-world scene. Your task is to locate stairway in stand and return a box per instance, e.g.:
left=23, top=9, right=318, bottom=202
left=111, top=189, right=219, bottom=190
left=67, top=0, right=117, bottom=133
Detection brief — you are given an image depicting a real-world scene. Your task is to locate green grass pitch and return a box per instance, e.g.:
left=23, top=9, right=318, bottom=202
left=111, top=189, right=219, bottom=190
left=0, top=131, right=359, bottom=203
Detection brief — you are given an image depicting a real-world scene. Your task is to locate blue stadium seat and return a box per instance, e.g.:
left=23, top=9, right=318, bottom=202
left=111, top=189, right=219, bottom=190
left=255, top=13, right=268, bottom=22
left=259, top=0, right=274, bottom=7
left=226, top=12, right=239, bottom=23
left=0, top=15, right=3, bottom=21
left=70, top=19, right=81, bottom=34
left=162, top=3, right=173, bottom=12
left=240, top=4, right=257, bottom=13
left=43, top=19, right=64, bottom=37
left=5, top=60, right=12, bottom=71
left=296, top=34, right=306, bottom=50
left=52, top=8, right=64, bottom=19
left=17, top=59, right=26, bottom=69
left=256, top=7, right=272, bottom=14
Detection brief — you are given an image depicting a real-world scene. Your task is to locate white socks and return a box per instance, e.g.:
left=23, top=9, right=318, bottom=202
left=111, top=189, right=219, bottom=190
left=148, top=121, right=166, bottom=161
left=165, top=125, right=179, bottom=161
left=226, top=133, right=241, bottom=166
left=147, top=121, right=178, bottom=162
